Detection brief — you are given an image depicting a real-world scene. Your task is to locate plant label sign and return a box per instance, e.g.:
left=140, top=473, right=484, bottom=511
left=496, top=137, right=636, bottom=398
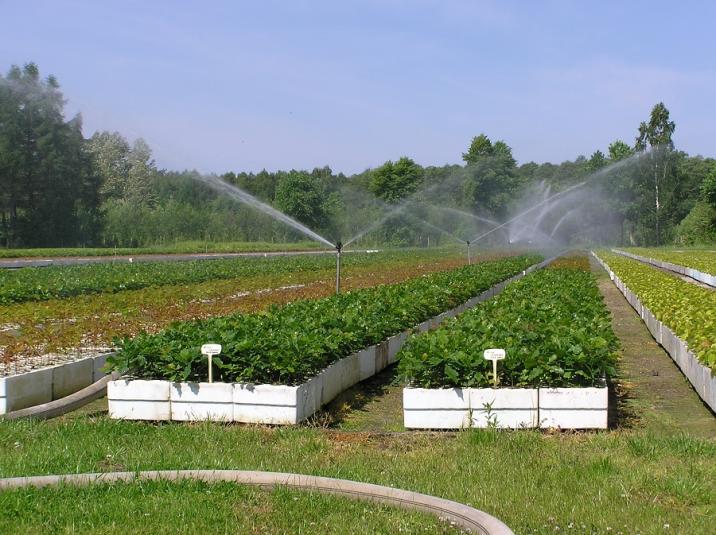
left=484, top=348, right=505, bottom=386
left=202, top=344, right=222, bottom=383
left=483, top=349, right=505, bottom=361
left=201, top=344, right=222, bottom=356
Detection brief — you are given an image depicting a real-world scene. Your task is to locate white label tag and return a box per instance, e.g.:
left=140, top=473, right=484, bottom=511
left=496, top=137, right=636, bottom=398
left=484, top=348, right=505, bottom=361
left=201, top=343, right=222, bottom=356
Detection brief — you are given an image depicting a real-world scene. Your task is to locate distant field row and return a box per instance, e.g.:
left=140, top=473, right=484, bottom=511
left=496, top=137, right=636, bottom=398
left=0, top=241, right=324, bottom=258
left=0, top=248, right=463, bottom=305
left=622, top=247, right=716, bottom=276
left=0, top=248, right=473, bottom=362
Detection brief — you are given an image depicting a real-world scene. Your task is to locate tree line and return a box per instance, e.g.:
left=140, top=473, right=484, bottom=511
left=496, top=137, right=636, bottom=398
left=1, top=63, right=715, bottom=248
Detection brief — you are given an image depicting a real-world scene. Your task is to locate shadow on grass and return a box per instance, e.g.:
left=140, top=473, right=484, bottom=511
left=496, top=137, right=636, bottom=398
left=305, top=365, right=401, bottom=430
left=608, top=374, right=640, bottom=431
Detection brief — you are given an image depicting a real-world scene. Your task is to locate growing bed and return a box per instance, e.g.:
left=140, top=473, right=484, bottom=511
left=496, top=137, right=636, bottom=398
left=398, top=257, right=618, bottom=429
left=107, top=255, right=545, bottom=423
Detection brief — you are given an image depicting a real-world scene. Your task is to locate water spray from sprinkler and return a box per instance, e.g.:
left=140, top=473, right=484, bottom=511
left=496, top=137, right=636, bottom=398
left=469, top=181, right=588, bottom=245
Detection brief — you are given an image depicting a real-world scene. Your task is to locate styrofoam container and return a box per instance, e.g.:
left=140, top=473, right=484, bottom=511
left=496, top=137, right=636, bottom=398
left=469, top=388, right=538, bottom=429
left=358, top=346, right=377, bottom=381
left=108, top=379, right=171, bottom=420
left=170, top=382, right=233, bottom=421
left=321, top=356, right=356, bottom=404
left=404, top=386, right=603, bottom=429
left=538, top=386, right=608, bottom=429
left=233, top=383, right=300, bottom=424
left=52, top=358, right=94, bottom=399
left=403, top=387, right=471, bottom=429
left=388, top=331, right=409, bottom=363
left=642, top=309, right=661, bottom=344
left=0, top=368, right=53, bottom=414
left=0, top=379, right=7, bottom=414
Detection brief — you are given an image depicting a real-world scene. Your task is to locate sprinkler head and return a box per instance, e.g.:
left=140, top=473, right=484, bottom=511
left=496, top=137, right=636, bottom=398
left=335, top=240, right=343, bottom=252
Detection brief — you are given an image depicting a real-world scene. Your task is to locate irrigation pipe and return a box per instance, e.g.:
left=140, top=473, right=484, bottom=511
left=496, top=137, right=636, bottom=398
left=1, top=372, right=122, bottom=421
left=0, top=470, right=514, bottom=534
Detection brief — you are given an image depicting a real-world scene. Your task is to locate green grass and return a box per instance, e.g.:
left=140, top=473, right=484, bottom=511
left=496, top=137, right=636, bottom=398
left=0, top=480, right=459, bottom=534
left=1, top=418, right=714, bottom=534
left=0, top=241, right=324, bottom=258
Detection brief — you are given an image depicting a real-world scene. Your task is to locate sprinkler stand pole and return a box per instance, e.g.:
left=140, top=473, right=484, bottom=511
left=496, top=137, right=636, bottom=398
left=335, top=241, right=342, bottom=295
left=466, top=241, right=471, bottom=265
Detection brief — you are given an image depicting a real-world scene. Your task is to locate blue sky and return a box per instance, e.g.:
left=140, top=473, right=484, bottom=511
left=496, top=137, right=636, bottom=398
left=2, top=1, right=714, bottom=174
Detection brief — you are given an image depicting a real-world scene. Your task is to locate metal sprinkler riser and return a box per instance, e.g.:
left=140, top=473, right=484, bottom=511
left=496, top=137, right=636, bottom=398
left=335, top=241, right=343, bottom=295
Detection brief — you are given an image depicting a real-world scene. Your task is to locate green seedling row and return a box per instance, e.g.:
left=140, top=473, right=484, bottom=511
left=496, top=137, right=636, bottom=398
left=0, top=248, right=458, bottom=305
left=108, top=255, right=541, bottom=385
left=398, top=260, right=619, bottom=388
left=599, top=252, right=716, bottom=370
left=623, top=247, right=716, bottom=276
left=0, top=241, right=323, bottom=258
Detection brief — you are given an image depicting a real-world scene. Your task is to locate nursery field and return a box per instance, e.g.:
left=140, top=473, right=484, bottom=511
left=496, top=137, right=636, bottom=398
left=0, top=248, right=463, bottom=305
left=1, top=247, right=492, bottom=369
left=1, top=252, right=715, bottom=534
left=621, top=247, right=716, bottom=276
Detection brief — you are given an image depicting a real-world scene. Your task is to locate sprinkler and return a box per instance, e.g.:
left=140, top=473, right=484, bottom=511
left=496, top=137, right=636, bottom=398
left=466, top=240, right=471, bottom=265
left=335, top=241, right=343, bottom=295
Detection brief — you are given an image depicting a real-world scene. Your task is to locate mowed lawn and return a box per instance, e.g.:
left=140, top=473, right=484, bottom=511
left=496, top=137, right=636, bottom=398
left=0, top=415, right=714, bottom=534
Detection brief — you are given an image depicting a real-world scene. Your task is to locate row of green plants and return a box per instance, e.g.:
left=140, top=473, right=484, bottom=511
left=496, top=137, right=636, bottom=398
left=107, top=255, right=542, bottom=384
left=0, top=247, right=458, bottom=305
left=397, top=257, right=619, bottom=388
left=599, top=251, right=716, bottom=370
left=0, top=241, right=322, bottom=258
left=623, top=247, right=716, bottom=276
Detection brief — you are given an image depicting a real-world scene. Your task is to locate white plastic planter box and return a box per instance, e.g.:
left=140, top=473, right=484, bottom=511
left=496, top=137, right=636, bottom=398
left=171, top=382, right=233, bottom=421
left=403, top=387, right=472, bottom=429
left=471, top=388, right=539, bottom=428
left=404, top=386, right=606, bottom=430
left=108, top=379, right=171, bottom=420
left=0, top=354, right=110, bottom=415
left=0, top=367, right=53, bottom=415
left=403, top=388, right=538, bottom=429
left=538, top=386, right=608, bottom=429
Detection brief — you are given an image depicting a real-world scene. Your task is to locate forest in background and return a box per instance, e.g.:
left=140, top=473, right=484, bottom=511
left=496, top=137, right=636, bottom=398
left=2, top=62, right=715, bottom=249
